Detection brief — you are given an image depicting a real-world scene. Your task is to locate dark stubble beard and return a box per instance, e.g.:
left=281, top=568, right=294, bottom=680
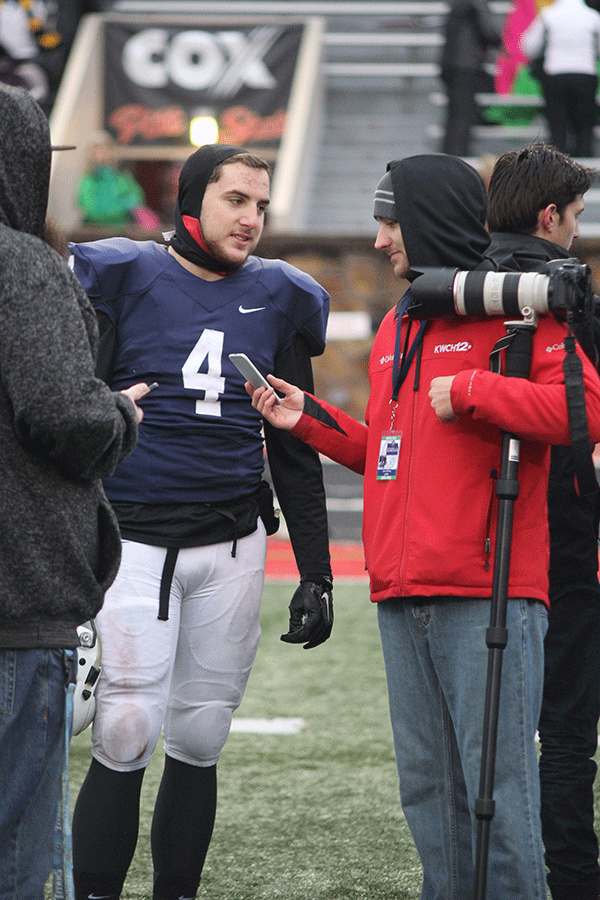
left=201, top=231, right=255, bottom=274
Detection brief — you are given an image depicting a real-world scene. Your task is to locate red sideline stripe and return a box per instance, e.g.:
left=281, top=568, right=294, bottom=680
left=265, top=538, right=367, bottom=580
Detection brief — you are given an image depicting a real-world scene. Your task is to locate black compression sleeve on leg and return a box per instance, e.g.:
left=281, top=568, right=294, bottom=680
left=72, top=758, right=145, bottom=900
left=151, top=756, right=217, bottom=900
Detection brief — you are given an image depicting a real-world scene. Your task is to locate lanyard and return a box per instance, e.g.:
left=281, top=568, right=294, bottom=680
left=391, top=292, right=427, bottom=402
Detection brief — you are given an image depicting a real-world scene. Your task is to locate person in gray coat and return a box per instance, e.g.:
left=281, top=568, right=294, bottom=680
left=0, top=82, right=146, bottom=900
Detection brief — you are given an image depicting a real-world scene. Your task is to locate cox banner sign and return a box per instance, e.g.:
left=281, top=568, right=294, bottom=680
left=104, top=20, right=304, bottom=146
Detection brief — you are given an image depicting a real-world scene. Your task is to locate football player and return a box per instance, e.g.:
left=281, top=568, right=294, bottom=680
left=69, top=144, right=333, bottom=900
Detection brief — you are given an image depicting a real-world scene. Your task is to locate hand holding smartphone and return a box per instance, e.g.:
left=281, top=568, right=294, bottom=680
left=137, top=382, right=158, bottom=401
left=229, top=354, right=282, bottom=404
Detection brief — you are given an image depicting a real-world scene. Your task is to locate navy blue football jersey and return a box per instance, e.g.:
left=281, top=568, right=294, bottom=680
left=69, top=239, right=329, bottom=505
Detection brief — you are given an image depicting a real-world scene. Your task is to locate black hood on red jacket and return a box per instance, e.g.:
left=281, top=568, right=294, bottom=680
left=387, top=154, right=492, bottom=278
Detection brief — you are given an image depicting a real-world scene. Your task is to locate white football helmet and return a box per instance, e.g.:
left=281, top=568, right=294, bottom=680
left=72, top=621, right=102, bottom=736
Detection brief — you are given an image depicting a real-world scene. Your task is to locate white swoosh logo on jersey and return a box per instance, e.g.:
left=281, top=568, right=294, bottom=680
left=239, top=305, right=266, bottom=314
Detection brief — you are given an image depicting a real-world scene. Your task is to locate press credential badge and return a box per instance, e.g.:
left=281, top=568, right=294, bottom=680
left=377, top=432, right=402, bottom=480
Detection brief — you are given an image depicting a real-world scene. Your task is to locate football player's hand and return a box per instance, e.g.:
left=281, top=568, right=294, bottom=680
left=246, top=375, right=304, bottom=431
left=281, top=577, right=333, bottom=649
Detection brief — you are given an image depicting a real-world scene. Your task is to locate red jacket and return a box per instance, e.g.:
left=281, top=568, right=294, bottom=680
left=293, top=309, right=600, bottom=605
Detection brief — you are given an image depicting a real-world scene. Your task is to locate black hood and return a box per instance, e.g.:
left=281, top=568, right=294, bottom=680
left=388, top=154, right=491, bottom=278
left=0, top=83, right=51, bottom=238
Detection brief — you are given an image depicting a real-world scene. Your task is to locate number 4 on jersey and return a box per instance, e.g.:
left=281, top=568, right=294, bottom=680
left=182, top=328, right=225, bottom=417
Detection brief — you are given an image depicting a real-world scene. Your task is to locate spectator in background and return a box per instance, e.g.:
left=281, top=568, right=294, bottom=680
left=0, top=0, right=97, bottom=115
left=487, top=143, right=600, bottom=900
left=521, top=0, right=600, bottom=158
left=440, top=0, right=502, bottom=156
left=77, top=132, right=161, bottom=230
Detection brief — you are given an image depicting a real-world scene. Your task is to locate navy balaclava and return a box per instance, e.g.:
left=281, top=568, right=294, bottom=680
left=170, top=143, right=248, bottom=274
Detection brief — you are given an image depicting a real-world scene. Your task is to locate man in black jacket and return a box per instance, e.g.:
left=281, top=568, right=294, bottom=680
left=487, top=142, right=600, bottom=900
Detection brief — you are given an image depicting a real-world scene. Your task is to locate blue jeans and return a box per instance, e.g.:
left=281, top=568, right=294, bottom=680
left=377, top=597, right=548, bottom=900
left=0, top=649, right=68, bottom=900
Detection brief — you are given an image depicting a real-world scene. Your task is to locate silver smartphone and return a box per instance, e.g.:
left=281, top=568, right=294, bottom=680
left=228, top=353, right=282, bottom=404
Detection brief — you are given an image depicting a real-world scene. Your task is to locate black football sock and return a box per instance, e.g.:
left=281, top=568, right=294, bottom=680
left=72, top=758, right=145, bottom=900
left=151, top=756, right=217, bottom=900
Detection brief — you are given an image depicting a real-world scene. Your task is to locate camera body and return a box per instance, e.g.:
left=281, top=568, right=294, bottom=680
left=407, top=259, right=593, bottom=324
left=545, top=259, right=594, bottom=322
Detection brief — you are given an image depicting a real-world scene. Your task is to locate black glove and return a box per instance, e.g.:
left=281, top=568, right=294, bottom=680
left=281, top=576, right=333, bottom=649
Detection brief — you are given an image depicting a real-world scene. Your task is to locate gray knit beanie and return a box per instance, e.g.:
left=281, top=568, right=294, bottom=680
left=373, top=170, right=397, bottom=220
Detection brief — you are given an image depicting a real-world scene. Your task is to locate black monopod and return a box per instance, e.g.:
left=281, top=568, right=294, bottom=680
left=472, top=310, right=537, bottom=900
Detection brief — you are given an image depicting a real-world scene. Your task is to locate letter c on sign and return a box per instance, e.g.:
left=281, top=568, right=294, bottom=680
left=122, top=29, right=169, bottom=88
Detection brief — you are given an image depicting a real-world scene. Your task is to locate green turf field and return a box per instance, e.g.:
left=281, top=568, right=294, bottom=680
left=60, top=580, right=598, bottom=900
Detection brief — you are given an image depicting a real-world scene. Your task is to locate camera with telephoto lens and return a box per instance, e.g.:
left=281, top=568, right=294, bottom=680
left=407, top=259, right=593, bottom=324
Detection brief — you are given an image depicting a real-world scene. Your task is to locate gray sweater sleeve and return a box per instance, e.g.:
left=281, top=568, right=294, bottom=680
left=0, top=241, right=138, bottom=481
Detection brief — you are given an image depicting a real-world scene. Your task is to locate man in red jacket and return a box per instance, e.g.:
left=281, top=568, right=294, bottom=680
left=247, top=154, right=600, bottom=900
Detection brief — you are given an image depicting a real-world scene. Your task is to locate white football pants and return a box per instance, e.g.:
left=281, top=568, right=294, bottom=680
left=90, top=524, right=267, bottom=771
